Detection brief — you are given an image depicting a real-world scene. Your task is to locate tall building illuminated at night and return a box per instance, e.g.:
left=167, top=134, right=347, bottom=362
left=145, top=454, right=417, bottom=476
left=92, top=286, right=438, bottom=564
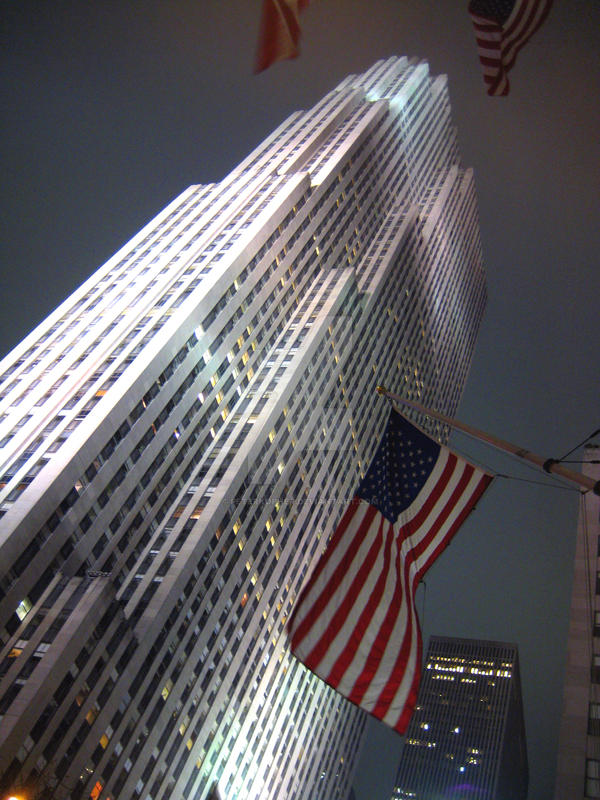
left=392, top=636, right=528, bottom=800
left=0, top=57, right=486, bottom=800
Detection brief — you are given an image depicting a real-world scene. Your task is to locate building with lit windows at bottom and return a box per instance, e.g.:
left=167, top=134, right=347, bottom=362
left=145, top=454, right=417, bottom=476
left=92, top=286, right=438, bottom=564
left=391, top=636, right=528, bottom=800
left=0, top=56, right=487, bottom=800
left=554, top=446, right=600, bottom=799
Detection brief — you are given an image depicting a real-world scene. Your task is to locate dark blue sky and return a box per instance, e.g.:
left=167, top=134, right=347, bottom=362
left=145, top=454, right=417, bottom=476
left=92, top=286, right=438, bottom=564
left=2, top=2, right=599, bottom=798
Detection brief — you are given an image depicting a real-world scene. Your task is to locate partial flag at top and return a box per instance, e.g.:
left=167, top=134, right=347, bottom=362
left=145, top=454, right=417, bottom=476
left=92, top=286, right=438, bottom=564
left=468, top=0, right=553, bottom=95
left=255, top=0, right=312, bottom=73
left=288, top=408, right=493, bottom=733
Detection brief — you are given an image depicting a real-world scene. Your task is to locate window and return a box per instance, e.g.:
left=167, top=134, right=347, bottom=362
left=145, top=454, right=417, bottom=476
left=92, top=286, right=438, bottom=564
left=16, top=597, right=32, bottom=621
left=589, top=703, right=600, bottom=736
left=586, top=759, right=600, bottom=798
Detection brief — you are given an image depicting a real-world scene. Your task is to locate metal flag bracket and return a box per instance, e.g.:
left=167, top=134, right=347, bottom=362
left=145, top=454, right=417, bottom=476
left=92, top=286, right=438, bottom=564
left=376, top=386, right=600, bottom=497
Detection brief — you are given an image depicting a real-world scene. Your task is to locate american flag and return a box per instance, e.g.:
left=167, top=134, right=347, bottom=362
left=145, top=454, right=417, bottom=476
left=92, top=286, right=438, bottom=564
left=255, top=0, right=312, bottom=73
left=468, top=0, right=553, bottom=96
left=288, top=409, right=493, bottom=733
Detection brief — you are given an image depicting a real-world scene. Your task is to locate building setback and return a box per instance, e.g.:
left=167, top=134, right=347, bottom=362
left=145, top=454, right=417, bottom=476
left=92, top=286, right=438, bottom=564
left=0, top=57, right=486, bottom=800
left=392, top=636, right=528, bottom=800
left=554, top=446, right=600, bottom=798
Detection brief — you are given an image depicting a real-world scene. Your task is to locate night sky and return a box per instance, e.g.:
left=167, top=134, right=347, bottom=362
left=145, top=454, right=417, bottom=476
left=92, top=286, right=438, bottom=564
left=2, top=2, right=599, bottom=798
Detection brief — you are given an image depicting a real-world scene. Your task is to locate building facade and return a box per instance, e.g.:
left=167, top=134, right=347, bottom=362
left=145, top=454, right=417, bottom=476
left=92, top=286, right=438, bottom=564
left=0, top=57, right=487, bottom=800
left=392, top=636, right=528, bottom=800
left=554, top=447, right=600, bottom=799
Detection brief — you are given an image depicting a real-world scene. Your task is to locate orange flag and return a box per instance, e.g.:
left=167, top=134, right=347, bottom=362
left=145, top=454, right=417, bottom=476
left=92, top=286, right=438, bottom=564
left=255, top=0, right=312, bottom=73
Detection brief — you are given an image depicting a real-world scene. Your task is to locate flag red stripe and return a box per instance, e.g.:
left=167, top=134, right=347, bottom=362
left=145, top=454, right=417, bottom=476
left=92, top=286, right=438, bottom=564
left=296, top=498, right=363, bottom=597
left=346, top=522, right=403, bottom=705
left=389, top=474, right=493, bottom=733
left=399, top=452, right=459, bottom=543
left=409, top=463, right=476, bottom=567
left=325, top=520, right=394, bottom=688
left=469, top=0, right=552, bottom=96
left=346, top=455, right=463, bottom=709
left=373, top=465, right=484, bottom=720
left=290, top=503, right=376, bottom=649
left=416, top=472, right=493, bottom=580
left=255, top=0, right=310, bottom=73
left=342, top=455, right=460, bottom=701
left=503, top=2, right=552, bottom=70
left=304, top=513, right=387, bottom=670
left=371, top=543, right=416, bottom=717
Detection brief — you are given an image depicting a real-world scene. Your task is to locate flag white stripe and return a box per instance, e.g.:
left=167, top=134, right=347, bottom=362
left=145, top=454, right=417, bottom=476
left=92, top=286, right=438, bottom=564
left=313, top=450, right=459, bottom=682
left=413, top=464, right=489, bottom=574
left=344, top=463, right=490, bottom=713
left=397, top=450, right=468, bottom=541
left=328, top=457, right=475, bottom=702
left=331, top=518, right=399, bottom=696
left=365, top=465, right=486, bottom=714
left=292, top=446, right=453, bottom=645
left=290, top=501, right=373, bottom=635
left=388, top=448, right=453, bottom=529
left=303, top=451, right=480, bottom=681
left=383, top=595, right=420, bottom=727
left=360, top=530, right=417, bottom=712
left=307, top=511, right=389, bottom=676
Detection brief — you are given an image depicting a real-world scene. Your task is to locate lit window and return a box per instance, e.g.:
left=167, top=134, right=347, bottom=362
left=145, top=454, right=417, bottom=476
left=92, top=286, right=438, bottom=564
left=90, top=782, right=103, bottom=800
left=16, top=597, right=32, bottom=621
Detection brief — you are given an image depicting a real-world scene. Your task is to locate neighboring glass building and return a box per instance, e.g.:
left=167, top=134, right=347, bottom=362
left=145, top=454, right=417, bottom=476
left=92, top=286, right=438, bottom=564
left=392, top=636, right=528, bottom=800
left=554, top=446, right=600, bottom=799
left=0, top=57, right=487, bottom=800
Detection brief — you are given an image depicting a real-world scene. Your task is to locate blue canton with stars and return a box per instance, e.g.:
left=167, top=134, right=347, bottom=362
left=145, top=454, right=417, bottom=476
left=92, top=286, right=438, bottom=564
left=356, top=410, right=441, bottom=524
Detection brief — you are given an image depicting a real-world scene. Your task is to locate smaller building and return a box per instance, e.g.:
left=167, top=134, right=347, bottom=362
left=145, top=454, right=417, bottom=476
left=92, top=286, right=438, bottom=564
left=392, top=636, right=528, bottom=800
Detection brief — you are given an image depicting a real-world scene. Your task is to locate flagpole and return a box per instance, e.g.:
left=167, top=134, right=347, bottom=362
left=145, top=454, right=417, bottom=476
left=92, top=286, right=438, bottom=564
left=376, top=386, right=600, bottom=496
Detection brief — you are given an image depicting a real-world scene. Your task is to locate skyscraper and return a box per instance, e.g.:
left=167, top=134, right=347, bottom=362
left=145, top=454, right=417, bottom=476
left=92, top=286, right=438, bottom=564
left=0, top=56, right=486, bottom=800
left=392, top=636, right=528, bottom=800
left=554, top=446, right=600, bottom=799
